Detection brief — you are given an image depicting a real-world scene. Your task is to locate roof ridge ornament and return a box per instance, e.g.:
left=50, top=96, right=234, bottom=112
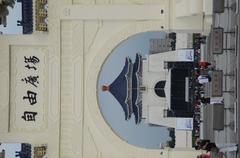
left=101, top=85, right=109, bottom=92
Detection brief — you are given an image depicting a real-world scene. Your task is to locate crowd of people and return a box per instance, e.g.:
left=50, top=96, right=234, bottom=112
left=195, top=138, right=238, bottom=158
left=191, top=34, right=238, bottom=157
left=192, top=60, right=218, bottom=139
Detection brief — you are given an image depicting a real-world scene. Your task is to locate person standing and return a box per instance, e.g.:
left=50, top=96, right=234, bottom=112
left=197, top=153, right=210, bottom=158
left=197, top=75, right=209, bottom=84
left=199, top=61, right=211, bottom=69
left=216, top=143, right=238, bottom=153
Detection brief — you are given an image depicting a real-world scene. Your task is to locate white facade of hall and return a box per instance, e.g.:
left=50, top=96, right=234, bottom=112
left=142, top=32, right=194, bottom=127
left=0, top=0, right=212, bottom=157
left=142, top=49, right=194, bottom=148
left=142, top=51, right=176, bottom=127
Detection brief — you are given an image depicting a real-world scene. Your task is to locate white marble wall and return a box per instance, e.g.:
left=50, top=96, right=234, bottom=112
left=0, top=0, right=209, bottom=157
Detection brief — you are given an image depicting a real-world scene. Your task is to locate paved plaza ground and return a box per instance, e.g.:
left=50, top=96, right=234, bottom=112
left=201, top=0, right=240, bottom=157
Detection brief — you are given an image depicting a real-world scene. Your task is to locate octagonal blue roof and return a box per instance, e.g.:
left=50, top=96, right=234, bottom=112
left=109, top=57, right=133, bottom=120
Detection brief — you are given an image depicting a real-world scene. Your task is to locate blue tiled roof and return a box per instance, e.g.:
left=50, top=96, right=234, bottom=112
left=109, top=58, right=133, bottom=120
left=132, top=54, right=143, bottom=124
left=17, top=0, right=33, bottom=34
left=107, top=54, right=143, bottom=123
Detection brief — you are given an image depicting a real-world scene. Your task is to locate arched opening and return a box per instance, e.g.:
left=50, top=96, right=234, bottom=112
left=98, top=31, right=171, bottom=149
left=154, top=81, right=166, bottom=97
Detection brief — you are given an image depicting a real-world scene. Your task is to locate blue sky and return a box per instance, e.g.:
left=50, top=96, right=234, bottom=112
left=98, top=31, right=171, bottom=149
left=0, top=2, right=22, bottom=34
left=0, top=143, right=21, bottom=158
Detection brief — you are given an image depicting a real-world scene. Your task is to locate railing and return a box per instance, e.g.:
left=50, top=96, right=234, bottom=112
left=35, top=0, right=48, bottom=32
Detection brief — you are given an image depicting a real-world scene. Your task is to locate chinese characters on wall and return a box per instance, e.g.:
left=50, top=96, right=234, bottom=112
left=21, top=56, right=40, bottom=122
left=11, top=46, right=47, bottom=131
